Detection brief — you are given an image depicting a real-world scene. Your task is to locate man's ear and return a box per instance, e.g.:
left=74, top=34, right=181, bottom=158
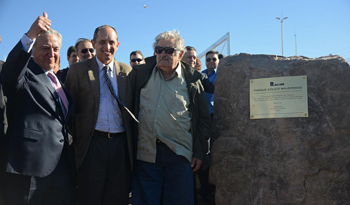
left=179, top=50, right=185, bottom=59
left=115, top=41, right=120, bottom=51
left=91, top=39, right=95, bottom=48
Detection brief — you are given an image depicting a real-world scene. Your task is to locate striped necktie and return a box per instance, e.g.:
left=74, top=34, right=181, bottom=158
left=103, top=66, right=139, bottom=123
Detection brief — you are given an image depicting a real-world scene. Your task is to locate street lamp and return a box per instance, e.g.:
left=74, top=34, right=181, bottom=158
left=276, top=15, right=288, bottom=56
left=294, top=33, right=298, bottom=56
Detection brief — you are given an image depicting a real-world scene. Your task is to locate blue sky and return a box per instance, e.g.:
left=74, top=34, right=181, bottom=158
left=0, top=0, right=349, bottom=69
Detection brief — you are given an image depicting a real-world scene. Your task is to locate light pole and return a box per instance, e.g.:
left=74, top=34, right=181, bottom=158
left=294, top=33, right=298, bottom=56
left=276, top=15, right=288, bottom=56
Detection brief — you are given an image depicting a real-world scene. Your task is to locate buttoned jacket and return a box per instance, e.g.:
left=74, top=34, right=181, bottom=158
left=65, top=57, right=135, bottom=170
left=0, top=41, right=74, bottom=177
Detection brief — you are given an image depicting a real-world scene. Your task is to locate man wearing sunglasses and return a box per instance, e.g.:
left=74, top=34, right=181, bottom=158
left=129, top=50, right=145, bottom=67
left=202, top=50, right=220, bottom=119
left=75, top=38, right=95, bottom=61
left=131, top=30, right=212, bottom=205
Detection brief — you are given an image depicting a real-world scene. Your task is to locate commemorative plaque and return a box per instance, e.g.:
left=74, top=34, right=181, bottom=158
left=250, top=76, right=308, bottom=119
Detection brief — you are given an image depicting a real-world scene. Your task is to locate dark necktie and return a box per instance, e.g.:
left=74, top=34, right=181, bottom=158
left=103, top=66, right=139, bottom=123
left=47, top=72, right=69, bottom=117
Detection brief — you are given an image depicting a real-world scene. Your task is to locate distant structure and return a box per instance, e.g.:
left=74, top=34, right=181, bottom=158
left=197, top=32, right=231, bottom=60
left=276, top=13, right=288, bottom=56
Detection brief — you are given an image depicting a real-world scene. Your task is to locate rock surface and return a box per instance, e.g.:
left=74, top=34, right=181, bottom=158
left=210, top=54, right=350, bottom=205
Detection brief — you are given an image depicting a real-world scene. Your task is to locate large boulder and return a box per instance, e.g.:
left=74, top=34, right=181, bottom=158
left=210, top=54, right=350, bottom=205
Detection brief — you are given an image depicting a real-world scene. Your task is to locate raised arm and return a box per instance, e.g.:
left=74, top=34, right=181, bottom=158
left=0, top=12, right=51, bottom=91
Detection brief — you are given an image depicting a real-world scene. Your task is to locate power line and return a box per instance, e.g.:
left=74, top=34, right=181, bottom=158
left=336, top=50, right=350, bottom=56
left=332, top=46, right=350, bottom=54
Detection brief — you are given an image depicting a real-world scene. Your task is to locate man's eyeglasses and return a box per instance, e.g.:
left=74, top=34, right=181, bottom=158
left=131, top=58, right=143, bottom=63
left=206, top=58, right=217, bottom=62
left=154, top=46, right=179, bottom=55
left=81, top=48, right=94, bottom=54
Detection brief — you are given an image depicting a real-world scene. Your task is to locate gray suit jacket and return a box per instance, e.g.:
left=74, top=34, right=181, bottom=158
left=0, top=41, right=74, bottom=177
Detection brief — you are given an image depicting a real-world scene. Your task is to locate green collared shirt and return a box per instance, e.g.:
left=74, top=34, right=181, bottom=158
left=137, top=62, right=192, bottom=163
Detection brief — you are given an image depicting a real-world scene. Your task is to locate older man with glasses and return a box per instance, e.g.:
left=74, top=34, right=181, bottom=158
left=75, top=38, right=95, bottom=61
left=131, top=30, right=212, bottom=205
left=129, top=50, right=145, bottom=67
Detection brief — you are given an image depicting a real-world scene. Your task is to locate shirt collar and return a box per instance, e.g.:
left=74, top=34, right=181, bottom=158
left=155, top=61, right=182, bottom=80
left=96, top=57, right=115, bottom=72
left=41, top=67, right=53, bottom=75
left=203, top=68, right=217, bottom=75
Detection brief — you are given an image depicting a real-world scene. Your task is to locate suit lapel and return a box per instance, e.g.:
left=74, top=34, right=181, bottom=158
left=62, top=84, right=74, bottom=123
left=114, top=60, right=126, bottom=101
left=87, top=57, right=100, bottom=104
left=28, top=60, right=64, bottom=121
left=182, top=63, right=199, bottom=103
left=29, top=60, right=55, bottom=96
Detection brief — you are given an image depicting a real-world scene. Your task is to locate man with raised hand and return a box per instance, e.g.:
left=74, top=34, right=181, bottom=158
left=65, top=25, right=135, bottom=205
left=0, top=12, right=74, bottom=205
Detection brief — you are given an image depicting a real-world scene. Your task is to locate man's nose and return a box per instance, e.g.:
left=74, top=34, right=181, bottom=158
left=48, top=48, right=54, bottom=57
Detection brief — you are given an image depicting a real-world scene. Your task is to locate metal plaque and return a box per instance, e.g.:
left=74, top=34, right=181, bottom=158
left=250, top=76, right=308, bottom=119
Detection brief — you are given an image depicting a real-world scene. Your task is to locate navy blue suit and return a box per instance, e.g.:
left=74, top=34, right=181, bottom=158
left=0, top=41, right=74, bottom=205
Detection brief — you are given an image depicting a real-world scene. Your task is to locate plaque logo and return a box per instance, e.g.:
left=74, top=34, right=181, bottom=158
left=270, top=82, right=285, bottom=86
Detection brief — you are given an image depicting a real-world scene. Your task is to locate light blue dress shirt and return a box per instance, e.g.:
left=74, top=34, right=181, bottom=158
left=202, top=68, right=217, bottom=115
left=95, top=57, right=125, bottom=133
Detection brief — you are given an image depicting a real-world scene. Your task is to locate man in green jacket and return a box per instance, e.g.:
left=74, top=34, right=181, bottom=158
left=131, top=30, right=212, bottom=205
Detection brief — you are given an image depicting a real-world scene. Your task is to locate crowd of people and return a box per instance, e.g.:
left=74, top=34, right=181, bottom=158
left=0, top=12, right=224, bottom=205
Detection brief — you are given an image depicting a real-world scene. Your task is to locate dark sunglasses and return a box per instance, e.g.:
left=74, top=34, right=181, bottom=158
left=154, top=46, right=178, bottom=55
left=131, top=58, right=143, bottom=63
left=81, top=48, right=94, bottom=54
left=206, top=58, right=217, bottom=62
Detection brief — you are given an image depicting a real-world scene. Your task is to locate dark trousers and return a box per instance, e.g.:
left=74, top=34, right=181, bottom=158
left=0, top=146, right=73, bottom=205
left=78, top=131, right=130, bottom=205
left=132, top=143, right=194, bottom=205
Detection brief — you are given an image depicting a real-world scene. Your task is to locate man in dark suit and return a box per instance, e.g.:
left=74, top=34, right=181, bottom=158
left=65, top=25, right=135, bottom=205
left=0, top=12, right=74, bottom=205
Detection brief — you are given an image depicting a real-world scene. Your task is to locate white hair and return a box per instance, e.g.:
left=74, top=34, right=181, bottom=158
left=33, top=28, right=62, bottom=47
left=153, top=30, right=185, bottom=54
